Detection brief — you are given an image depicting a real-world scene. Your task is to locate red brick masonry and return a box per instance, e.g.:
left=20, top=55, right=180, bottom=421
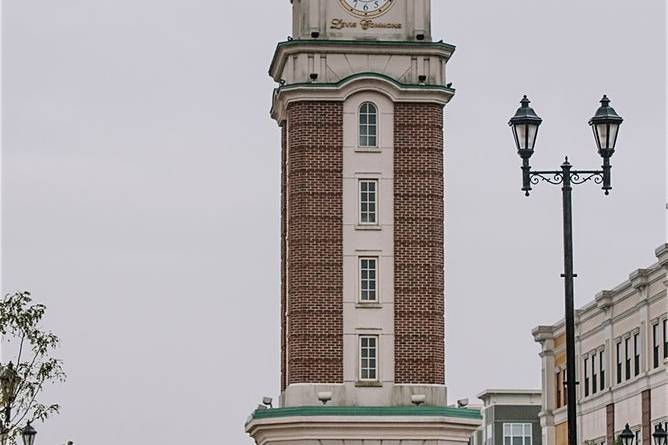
left=393, top=102, right=446, bottom=384
left=283, top=101, right=344, bottom=385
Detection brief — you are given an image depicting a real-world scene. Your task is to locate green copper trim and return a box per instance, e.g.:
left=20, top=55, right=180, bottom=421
left=275, top=72, right=456, bottom=94
left=270, top=39, right=456, bottom=77
left=249, top=405, right=482, bottom=423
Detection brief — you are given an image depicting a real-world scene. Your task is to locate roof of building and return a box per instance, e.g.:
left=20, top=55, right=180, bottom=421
left=532, top=243, right=668, bottom=335
left=477, top=389, right=542, bottom=399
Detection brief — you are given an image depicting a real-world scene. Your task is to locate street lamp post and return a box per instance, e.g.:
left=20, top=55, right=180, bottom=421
left=654, top=424, right=668, bottom=445
left=509, top=95, right=624, bottom=445
left=620, top=424, right=635, bottom=445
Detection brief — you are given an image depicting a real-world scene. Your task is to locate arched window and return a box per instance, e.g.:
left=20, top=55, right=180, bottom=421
left=359, top=102, right=378, bottom=147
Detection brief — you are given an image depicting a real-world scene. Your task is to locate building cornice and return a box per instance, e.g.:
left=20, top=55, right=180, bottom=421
left=248, top=405, right=481, bottom=424
left=269, top=39, right=456, bottom=81
left=532, top=244, right=667, bottom=333
left=270, top=72, right=455, bottom=122
left=246, top=406, right=482, bottom=445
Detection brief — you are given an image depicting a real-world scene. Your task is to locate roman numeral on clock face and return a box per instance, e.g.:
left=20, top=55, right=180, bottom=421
left=340, top=0, right=394, bottom=18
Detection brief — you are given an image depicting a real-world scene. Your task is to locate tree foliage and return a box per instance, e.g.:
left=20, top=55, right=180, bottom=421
left=0, top=292, right=65, bottom=443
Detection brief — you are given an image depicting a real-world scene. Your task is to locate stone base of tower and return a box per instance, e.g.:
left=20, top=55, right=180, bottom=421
left=280, top=383, right=448, bottom=408
left=246, top=406, right=481, bottom=445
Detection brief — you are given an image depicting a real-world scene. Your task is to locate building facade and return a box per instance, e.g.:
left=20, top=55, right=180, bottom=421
left=246, top=1, right=482, bottom=444
left=472, top=390, right=543, bottom=445
left=533, top=244, right=668, bottom=445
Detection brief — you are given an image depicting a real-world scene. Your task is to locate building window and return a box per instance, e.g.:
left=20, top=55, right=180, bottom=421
left=563, top=369, right=568, bottom=405
left=592, top=353, right=598, bottom=394
left=359, top=257, right=378, bottom=302
left=359, top=180, right=378, bottom=225
left=599, top=350, right=605, bottom=389
left=584, top=357, right=590, bottom=397
left=625, top=337, right=631, bottom=380
left=556, top=371, right=562, bottom=408
left=664, top=319, right=667, bottom=358
left=359, top=102, right=378, bottom=147
left=503, top=423, right=532, bottom=445
left=359, top=336, right=378, bottom=381
left=653, top=323, right=660, bottom=368
left=616, top=341, right=622, bottom=384
left=634, top=333, right=640, bottom=376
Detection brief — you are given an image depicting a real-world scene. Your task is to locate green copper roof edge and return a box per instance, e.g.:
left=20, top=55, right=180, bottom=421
left=275, top=72, right=456, bottom=94
left=270, top=39, right=456, bottom=76
left=249, top=406, right=482, bottom=423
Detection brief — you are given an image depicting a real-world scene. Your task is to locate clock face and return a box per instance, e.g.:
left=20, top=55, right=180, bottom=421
left=339, top=0, right=395, bottom=18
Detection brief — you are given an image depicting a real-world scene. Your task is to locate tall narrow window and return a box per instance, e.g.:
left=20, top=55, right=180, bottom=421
left=359, top=336, right=378, bottom=381
left=653, top=323, right=660, bottom=368
left=616, top=341, right=622, bottom=384
left=359, top=102, right=378, bottom=147
left=359, top=257, right=378, bottom=302
left=625, top=338, right=631, bottom=380
left=663, top=320, right=668, bottom=358
left=556, top=371, right=562, bottom=408
left=563, top=369, right=568, bottom=405
left=599, top=350, right=605, bottom=389
left=584, top=357, right=590, bottom=397
left=359, top=180, right=378, bottom=225
left=634, top=333, right=640, bottom=376
left=592, top=353, right=597, bottom=394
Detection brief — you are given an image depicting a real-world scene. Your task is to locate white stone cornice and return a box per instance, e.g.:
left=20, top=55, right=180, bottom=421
left=532, top=325, right=555, bottom=343
left=655, top=243, right=668, bottom=267
left=271, top=74, right=454, bottom=122
left=269, top=40, right=455, bottom=81
left=629, top=268, right=651, bottom=289
left=247, top=414, right=481, bottom=445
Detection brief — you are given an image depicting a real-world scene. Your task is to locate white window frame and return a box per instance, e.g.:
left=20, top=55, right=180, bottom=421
left=503, top=423, right=533, bottom=445
left=599, top=349, right=606, bottom=390
left=359, top=179, right=379, bottom=225
left=633, top=331, right=641, bottom=376
left=653, top=322, right=661, bottom=368
left=359, top=257, right=379, bottom=303
left=359, top=335, right=379, bottom=381
left=584, top=356, right=590, bottom=397
left=616, top=340, right=623, bottom=384
left=591, top=351, right=597, bottom=394
left=358, top=102, right=378, bottom=148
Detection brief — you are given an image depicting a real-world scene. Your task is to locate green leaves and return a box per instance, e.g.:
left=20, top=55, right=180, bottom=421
left=0, top=292, right=66, bottom=443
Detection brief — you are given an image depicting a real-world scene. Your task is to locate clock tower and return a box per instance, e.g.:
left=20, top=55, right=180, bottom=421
left=247, top=1, right=481, bottom=443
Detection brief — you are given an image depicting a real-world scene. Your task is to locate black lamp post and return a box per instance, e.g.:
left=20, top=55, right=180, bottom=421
left=620, top=424, right=635, bottom=445
left=654, top=424, right=668, bottom=445
left=21, top=422, right=36, bottom=445
left=509, top=95, right=623, bottom=445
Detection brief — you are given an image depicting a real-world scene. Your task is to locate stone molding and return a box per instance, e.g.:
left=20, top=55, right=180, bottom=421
left=271, top=74, right=454, bottom=122
left=247, top=407, right=481, bottom=445
left=269, top=40, right=455, bottom=81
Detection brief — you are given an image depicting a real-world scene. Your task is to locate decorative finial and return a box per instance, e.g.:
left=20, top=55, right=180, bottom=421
left=600, top=95, right=610, bottom=107
left=520, top=95, right=531, bottom=107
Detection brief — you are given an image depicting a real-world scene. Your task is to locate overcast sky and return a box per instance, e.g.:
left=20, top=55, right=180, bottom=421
left=2, top=1, right=666, bottom=444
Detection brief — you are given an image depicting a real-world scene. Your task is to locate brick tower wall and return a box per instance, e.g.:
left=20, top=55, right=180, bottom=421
left=280, top=123, right=288, bottom=391
left=393, top=102, right=446, bottom=384
left=284, top=101, right=344, bottom=385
